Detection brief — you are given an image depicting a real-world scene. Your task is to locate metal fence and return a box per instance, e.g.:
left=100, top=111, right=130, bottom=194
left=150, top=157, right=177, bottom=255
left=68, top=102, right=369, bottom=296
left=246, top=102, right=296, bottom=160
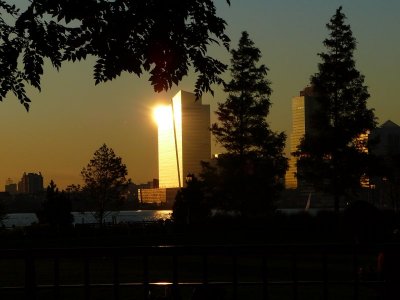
left=0, top=243, right=394, bottom=300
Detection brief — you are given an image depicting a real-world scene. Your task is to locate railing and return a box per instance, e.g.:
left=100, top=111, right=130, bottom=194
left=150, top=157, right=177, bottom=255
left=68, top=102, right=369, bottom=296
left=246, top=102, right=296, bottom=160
left=0, top=244, right=393, bottom=300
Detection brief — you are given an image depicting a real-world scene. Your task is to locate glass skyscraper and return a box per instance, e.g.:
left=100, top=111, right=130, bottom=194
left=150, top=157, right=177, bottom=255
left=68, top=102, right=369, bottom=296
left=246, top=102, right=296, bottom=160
left=158, top=90, right=211, bottom=188
left=285, top=87, right=318, bottom=189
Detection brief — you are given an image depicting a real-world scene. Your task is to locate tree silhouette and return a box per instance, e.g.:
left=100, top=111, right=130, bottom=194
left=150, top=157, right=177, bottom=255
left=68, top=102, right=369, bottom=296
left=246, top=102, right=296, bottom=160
left=172, top=174, right=210, bottom=225
left=295, top=7, right=376, bottom=212
left=37, top=180, right=73, bottom=229
left=81, top=144, right=130, bottom=225
left=0, top=0, right=230, bottom=110
left=206, top=31, right=287, bottom=216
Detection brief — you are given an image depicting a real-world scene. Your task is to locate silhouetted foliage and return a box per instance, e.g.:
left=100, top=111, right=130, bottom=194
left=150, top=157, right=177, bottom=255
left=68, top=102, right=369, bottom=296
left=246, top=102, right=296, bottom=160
left=0, top=0, right=230, bottom=110
left=343, top=200, right=384, bottom=243
left=0, top=198, right=6, bottom=226
left=125, top=182, right=141, bottom=210
left=36, top=180, right=73, bottom=228
left=172, top=174, right=210, bottom=225
left=205, top=31, right=288, bottom=216
left=295, top=7, right=376, bottom=211
left=81, top=144, right=130, bottom=225
left=369, top=153, right=400, bottom=210
left=65, top=184, right=87, bottom=212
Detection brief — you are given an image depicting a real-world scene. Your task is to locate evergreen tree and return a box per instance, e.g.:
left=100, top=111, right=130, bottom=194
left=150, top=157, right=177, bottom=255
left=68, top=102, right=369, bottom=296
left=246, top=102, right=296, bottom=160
left=206, top=31, right=287, bottom=215
left=212, top=31, right=274, bottom=158
left=296, top=7, right=376, bottom=211
left=81, top=144, right=130, bottom=225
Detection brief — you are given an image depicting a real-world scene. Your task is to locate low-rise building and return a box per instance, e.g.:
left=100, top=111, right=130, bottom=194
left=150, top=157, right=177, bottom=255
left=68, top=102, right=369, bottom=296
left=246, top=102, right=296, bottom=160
left=138, top=188, right=179, bottom=208
left=5, top=178, right=17, bottom=195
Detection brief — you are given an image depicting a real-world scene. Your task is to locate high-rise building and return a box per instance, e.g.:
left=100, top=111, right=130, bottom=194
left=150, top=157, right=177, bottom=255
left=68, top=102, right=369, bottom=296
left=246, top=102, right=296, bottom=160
left=285, top=86, right=318, bottom=189
left=18, top=172, right=44, bottom=193
left=158, top=90, right=211, bottom=188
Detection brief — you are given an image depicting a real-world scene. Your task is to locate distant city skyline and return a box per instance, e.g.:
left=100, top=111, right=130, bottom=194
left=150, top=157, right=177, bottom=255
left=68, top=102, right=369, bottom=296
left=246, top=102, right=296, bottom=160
left=5, top=172, right=44, bottom=194
left=1, top=1, right=399, bottom=190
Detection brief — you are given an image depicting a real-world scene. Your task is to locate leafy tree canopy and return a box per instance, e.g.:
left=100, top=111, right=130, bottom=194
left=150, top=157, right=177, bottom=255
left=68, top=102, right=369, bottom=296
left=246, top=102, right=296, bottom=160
left=0, top=0, right=230, bottom=110
left=81, top=143, right=130, bottom=224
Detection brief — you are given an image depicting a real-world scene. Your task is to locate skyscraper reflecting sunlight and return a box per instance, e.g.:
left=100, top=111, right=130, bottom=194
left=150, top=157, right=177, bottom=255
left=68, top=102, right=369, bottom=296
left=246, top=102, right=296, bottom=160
left=157, top=90, right=211, bottom=188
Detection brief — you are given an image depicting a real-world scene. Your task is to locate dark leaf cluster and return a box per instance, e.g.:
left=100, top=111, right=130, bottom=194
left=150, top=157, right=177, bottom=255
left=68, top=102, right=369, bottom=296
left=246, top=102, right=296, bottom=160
left=172, top=174, right=210, bottom=225
left=201, top=153, right=286, bottom=216
left=37, top=180, right=74, bottom=228
left=0, top=0, right=230, bottom=110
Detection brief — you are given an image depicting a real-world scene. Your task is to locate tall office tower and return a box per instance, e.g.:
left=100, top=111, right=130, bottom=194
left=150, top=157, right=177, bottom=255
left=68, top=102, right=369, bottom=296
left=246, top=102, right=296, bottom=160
left=158, top=90, right=211, bottom=188
left=285, top=86, right=318, bottom=189
left=18, top=172, right=44, bottom=193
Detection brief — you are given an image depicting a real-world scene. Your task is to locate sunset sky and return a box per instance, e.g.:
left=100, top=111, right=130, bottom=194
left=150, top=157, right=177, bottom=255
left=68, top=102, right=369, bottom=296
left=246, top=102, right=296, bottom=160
left=1, top=0, right=399, bottom=190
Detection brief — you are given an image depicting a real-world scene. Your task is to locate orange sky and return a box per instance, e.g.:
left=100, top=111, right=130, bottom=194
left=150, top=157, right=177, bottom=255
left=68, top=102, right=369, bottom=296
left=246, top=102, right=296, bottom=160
left=1, top=1, right=399, bottom=190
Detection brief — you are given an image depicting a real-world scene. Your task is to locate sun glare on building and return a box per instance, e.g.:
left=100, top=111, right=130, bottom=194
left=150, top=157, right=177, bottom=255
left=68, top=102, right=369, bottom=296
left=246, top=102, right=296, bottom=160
left=153, top=105, right=173, bottom=127
left=140, top=91, right=211, bottom=206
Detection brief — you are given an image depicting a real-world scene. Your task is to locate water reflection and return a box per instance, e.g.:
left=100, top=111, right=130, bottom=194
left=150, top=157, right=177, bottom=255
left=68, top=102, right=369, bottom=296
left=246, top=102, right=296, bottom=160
left=2, top=210, right=172, bottom=227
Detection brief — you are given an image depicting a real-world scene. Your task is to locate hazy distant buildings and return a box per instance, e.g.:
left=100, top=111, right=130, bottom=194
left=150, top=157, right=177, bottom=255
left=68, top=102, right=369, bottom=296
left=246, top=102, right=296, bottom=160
left=369, top=120, right=400, bottom=156
left=139, top=187, right=180, bottom=205
left=285, top=86, right=318, bottom=189
left=5, top=178, right=17, bottom=195
left=141, top=90, right=211, bottom=206
left=18, top=172, right=44, bottom=194
left=367, top=120, right=400, bottom=209
left=133, top=179, right=159, bottom=192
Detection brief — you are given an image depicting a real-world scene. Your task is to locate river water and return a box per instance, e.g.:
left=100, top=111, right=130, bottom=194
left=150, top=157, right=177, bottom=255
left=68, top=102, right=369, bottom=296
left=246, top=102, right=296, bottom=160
left=2, top=210, right=172, bottom=228
left=2, top=208, right=333, bottom=228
